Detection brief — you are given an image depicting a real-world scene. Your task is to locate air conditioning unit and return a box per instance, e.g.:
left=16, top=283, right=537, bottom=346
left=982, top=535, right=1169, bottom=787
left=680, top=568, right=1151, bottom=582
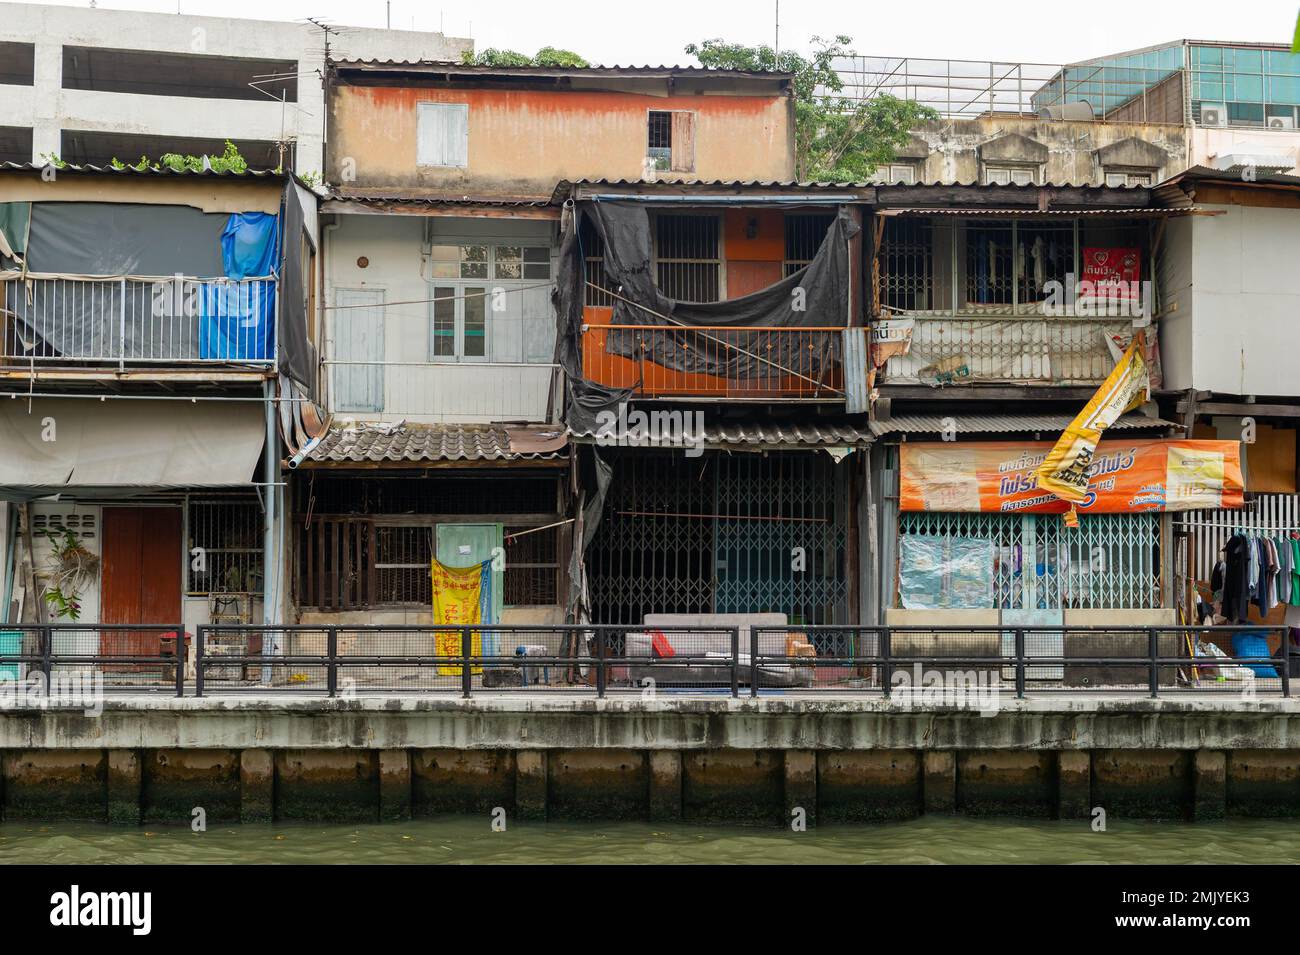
left=1200, top=103, right=1227, bottom=127
left=1268, top=115, right=1296, bottom=129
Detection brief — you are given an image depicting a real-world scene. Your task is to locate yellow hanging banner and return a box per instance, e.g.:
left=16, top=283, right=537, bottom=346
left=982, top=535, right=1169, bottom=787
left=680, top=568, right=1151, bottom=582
left=1035, top=331, right=1150, bottom=506
left=431, top=559, right=489, bottom=675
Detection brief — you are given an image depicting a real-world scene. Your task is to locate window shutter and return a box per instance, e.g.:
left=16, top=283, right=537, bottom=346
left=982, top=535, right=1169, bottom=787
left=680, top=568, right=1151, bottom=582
left=670, top=111, right=695, bottom=172
left=417, top=103, right=469, bottom=167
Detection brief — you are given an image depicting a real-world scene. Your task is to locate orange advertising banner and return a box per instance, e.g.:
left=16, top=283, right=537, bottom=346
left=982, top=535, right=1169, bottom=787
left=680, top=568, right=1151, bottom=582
left=899, top=439, right=1243, bottom=513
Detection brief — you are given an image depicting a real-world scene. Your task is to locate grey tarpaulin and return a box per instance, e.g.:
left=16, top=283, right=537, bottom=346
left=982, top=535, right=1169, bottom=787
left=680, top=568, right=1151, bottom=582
left=11, top=203, right=228, bottom=360
left=588, top=202, right=857, bottom=380
left=26, top=202, right=226, bottom=275
left=278, top=181, right=318, bottom=398
left=0, top=201, right=29, bottom=263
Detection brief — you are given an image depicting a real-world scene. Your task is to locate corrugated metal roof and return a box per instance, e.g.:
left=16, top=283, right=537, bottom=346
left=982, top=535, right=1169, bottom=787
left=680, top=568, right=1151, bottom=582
left=331, top=60, right=794, bottom=79
left=328, top=191, right=552, bottom=207
left=0, top=161, right=292, bottom=180
left=557, top=178, right=1151, bottom=201
left=569, top=421, right=872, bottom=449
left=869, top=412, right=1175, bottom=436
left=305, top=423, right=568, bottom=464
left=878, top=207, right=1198, bottom=217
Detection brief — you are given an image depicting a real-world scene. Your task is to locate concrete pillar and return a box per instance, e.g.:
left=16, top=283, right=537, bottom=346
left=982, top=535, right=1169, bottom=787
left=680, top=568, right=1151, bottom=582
left=515, top=750, right=547, bottom=822
left=239, top=749, right=274, bottom=823
left=923, top=751, right=957, bottom=814
left=1193, top=749, right=1227, bottom=822
left=106, top=749, right=142, bottom=826
left=1056, top=751, right=1091, bottom=819
left=647, top=751, right=682, bottom=822
left=783, top=750, right=817, bottom=828
left=378, top=749, right=411, bottom=822
left=30, top=41, right=62, bottom=162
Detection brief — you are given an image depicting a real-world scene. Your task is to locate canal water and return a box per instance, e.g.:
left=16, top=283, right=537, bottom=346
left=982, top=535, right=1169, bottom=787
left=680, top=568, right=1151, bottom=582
left=2, top=817, right=1298, bottom=863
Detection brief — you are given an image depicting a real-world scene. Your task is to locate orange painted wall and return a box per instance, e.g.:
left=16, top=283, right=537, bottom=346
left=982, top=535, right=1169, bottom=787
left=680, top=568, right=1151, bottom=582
left=329, top=85, right=795, bottom=197
left=724, top=209, right=784, bottom=298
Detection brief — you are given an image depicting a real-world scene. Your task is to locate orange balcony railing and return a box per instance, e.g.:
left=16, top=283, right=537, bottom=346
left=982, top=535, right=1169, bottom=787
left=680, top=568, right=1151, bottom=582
left=581, top=323, right=846, bottom=400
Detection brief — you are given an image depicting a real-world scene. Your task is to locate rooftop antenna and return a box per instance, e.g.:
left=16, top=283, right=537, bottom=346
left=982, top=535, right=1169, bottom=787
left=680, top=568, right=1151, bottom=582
left=774, top=0, right=779, bottom=54
left=386, top=2, right=390, bottom=29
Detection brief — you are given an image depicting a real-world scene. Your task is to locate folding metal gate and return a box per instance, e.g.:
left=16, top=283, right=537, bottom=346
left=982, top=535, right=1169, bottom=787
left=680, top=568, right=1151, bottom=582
left=587, top=451, right=851, bottom=626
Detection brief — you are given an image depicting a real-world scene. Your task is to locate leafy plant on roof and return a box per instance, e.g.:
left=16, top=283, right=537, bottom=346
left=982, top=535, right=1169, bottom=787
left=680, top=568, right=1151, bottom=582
left=158, top=140, right=249, bottom=175
left=686, top=35, right=938, bottom=182
left=461, top=47, right=589, bottom=68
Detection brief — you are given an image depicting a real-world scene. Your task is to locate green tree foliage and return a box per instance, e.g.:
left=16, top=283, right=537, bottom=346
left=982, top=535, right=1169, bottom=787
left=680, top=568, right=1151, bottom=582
left=461, top=47, right=589, bottom=67
left=685, top=35, right=939, bottom=182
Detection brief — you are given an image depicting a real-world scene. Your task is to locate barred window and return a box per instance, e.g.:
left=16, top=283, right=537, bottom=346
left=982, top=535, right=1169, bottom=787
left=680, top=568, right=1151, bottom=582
left=783, top=213, right=836, bottom=277
left=580, top=217, right=615, bottom=308
left=654, top=213, right=720, bottom=303
left=187, top=497, right=262, bottom=594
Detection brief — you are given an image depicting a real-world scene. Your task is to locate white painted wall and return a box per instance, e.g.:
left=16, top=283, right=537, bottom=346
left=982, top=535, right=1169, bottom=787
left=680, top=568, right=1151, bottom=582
left=0, top=2, right=471, bottom=176
left=1161, top=203, right=1300, bottom=396
left=325, top=213, right=560, bottom=424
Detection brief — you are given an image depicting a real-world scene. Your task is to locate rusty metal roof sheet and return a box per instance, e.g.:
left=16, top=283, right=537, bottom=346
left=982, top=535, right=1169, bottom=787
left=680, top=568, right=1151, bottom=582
left=305, top=423, right=568, bottom=465
left=869, top=412, right=1175, bottom=437
left=330, top=60, right=794, bottom=80
left=327, top=192, right=553, bottom=208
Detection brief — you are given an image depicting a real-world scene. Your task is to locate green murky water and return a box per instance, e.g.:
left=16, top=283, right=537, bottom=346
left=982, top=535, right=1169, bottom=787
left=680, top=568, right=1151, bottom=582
left=2, top=817, right=1298, bottom=864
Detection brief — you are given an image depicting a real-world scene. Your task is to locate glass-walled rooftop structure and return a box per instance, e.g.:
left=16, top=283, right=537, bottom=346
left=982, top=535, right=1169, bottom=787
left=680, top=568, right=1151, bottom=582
left=1031, top=40, right=1300, bottom=127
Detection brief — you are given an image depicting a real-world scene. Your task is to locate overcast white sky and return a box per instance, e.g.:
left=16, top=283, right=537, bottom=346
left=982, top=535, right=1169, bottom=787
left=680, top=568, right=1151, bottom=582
left=8, top=0, right=1298, bottom=65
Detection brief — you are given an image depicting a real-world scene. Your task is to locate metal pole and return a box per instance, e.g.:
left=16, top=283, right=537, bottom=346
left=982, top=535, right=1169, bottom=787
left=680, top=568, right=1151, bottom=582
left=880, top=626, right=892, bottom=697
left=118, top=277, right=126, bottom=372
left=41, top=624, right=52, bottom=686
left=261, top=378, right=278, bottom=684
left=195, top=626, right=206, bottom=698
left=750, top=625, right=759, bottom=698
left=327, top=626, right=338, bottom=698
left=174, top=623, right=185, bottom=698
left=596, top=628, right=606, bottom=699
left=1148, top=627, right=1159, bottom=698
left=1014, top=627, right=1026, bottom=699
left=461, top=626, right=472, bottom=699
left=730, top=627, right=739, bottom=699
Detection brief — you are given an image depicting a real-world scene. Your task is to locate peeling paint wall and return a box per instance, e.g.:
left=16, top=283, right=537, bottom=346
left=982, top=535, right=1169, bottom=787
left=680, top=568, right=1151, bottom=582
left=906, top=116, right=1189, bottom=184
left=329, top=85, right=796, bottom=196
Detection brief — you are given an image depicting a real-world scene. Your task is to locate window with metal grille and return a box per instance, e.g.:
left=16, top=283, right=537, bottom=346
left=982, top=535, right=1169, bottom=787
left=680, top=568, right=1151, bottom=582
left=984, top=164, right=1037, bottom=185
left=783, top=213, right=836, bottom=276
left=503, top=523, right=559, bottom=605
left=1104, top=169, right=1154, bottom=187
left=654, top=213, right=720, bottom=302
left=580, top=217, right=615, bottom=308
left=880, top=217, right=937, bottom=311
left=897, top=512, right=1161, bottom=610
left=187, top=497, right=262, bottom=594
left=647, top=110, right=672, bottom=170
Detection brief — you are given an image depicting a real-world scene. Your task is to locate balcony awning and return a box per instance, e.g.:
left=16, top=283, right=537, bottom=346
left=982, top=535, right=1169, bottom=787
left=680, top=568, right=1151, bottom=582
left=569, top=420, right=872, bottom=452
left=870, top=412, right=1176, bottom=437
left=0, top=398, right=265, bottom=501
left=875, top=207, right=1220, bottom=218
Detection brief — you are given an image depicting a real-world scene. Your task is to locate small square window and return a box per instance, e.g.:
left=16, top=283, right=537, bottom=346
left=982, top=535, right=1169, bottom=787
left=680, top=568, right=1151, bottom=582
left=417, top=103, right=468, bottom=167
left=460, top=245, right=488, bottom=279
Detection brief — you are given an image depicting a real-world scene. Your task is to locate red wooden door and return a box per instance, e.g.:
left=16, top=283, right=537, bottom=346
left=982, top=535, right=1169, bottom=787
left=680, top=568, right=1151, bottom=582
left=101, top=507, right=182, bottom=661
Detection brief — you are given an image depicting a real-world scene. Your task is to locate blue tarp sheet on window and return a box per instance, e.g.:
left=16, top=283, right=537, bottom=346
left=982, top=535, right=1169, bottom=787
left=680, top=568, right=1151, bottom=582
left=199, top=212, right=279, bottom=361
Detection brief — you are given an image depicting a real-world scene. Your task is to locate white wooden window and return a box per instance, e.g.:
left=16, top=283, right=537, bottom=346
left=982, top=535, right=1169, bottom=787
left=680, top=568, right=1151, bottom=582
left=984, top=165, right=1037, bottom=186
left=427, top=244, right=553, bottom=362
left=880, top=163, right=917, bottom=184
left=417, top=103, right=468, bottom=168
left=1105, top=170, right=1153, bottom=187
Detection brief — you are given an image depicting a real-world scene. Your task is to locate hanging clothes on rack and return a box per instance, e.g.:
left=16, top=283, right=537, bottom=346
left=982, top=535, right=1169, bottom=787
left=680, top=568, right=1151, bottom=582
left=1222, top=533, right=1252, bottom=624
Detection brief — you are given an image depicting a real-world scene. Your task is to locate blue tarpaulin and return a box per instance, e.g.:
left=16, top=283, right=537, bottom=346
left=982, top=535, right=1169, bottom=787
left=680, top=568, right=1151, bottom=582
left=200, top=212, right=279, bottom=360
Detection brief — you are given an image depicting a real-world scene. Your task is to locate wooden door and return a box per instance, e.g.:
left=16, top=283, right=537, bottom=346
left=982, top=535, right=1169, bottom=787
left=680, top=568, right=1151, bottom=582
left=101, top=507, right=183, bottom=661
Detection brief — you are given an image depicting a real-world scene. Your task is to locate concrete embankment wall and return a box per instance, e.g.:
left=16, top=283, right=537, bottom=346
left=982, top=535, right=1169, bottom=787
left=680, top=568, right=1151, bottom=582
left=1, top=698, right=1298, bottom=825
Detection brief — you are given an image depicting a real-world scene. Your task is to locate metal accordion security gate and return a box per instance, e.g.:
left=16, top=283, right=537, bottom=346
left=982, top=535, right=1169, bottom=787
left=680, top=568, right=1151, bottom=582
left=897, top=511, right=1162, bottom=610
left=586, top=450, right=851, bottom=627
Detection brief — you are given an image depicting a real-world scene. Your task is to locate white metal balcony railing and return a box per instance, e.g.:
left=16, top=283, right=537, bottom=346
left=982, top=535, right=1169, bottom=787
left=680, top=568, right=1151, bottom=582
left=879, top=314, right=1135, bottom=386
left=1, top=276, right=277, bottom=366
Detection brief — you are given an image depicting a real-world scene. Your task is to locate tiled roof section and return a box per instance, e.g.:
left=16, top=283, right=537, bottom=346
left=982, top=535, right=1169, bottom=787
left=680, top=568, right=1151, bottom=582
left=307, top=423, right=568, bottom=464
left=869, top=412, right=1175, bottom=436
left=569, top=421, right=872, bottom=449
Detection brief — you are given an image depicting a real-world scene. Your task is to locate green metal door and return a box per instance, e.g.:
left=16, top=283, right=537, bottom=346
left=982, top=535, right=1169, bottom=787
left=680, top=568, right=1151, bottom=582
left=435, top=523, right=503, bottom=650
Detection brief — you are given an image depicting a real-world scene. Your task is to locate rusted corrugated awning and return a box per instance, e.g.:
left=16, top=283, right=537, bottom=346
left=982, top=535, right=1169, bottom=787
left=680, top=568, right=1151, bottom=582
left=870, top=412, right=1175, bottom=437
left=876, top=207, right=1220, bottom=217
left=568, top=421, right=872, bottom=451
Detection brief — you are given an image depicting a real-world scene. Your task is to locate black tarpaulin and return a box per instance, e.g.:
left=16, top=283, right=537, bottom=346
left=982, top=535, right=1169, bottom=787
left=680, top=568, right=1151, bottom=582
left=26, top=202, right=226, bottom=276
left=277, top=182, right=319, bottom=398
left=588, top=202, right=857, bottom=380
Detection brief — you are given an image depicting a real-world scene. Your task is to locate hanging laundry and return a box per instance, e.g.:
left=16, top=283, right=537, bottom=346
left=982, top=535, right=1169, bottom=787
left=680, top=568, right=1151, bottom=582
left=1222, top=533, right=1252, bottom=625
